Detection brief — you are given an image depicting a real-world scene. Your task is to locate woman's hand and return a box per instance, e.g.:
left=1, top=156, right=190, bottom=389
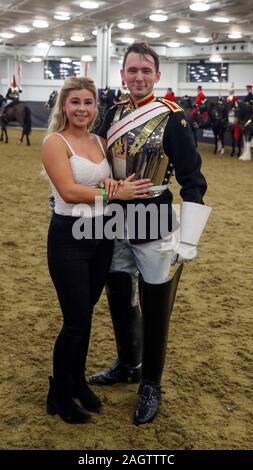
left=110, top=174, right=153, bottom=201
left=100, top=178, right=120, bottom=199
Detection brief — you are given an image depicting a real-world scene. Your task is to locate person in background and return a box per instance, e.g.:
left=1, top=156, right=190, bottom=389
left=226, top=85, right=241, bottom=157
left=164, top=87, right=176, bottom=102
left=41, top=76, right=151, bottom=424
left=5, top=75, right=22, bottom=110
left=226, top=85, right=238, bottom=105
left=244, top=85, right=253, bottom=104
left=191, top=85, right=207, bottom=117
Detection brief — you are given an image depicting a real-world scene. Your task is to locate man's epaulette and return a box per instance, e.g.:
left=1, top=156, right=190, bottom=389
left=158, top=98, right=183, bottom=113
left=111, top=99, right=130, bottom=109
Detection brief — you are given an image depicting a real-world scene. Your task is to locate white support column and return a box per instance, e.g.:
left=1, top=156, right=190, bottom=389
left=171, top=63, right=179, bottom=96
left=96, top=24, right=112, bottom=89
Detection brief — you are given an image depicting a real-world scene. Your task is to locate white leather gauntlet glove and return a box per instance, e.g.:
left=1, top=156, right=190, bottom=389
left=171, top=202, right=212, bottom=266
left=171, top=242, right=197, bottom=266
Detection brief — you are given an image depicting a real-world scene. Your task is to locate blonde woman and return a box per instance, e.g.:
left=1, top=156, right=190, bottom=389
left=42, top=76, right=151, bottom=424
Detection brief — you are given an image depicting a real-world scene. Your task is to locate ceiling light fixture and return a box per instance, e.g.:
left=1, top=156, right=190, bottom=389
left=55, top=11, right=70, bottom=17
left=61, top=57, right=72, bottom=63
left=118, top=22, right=134, bottom=30
left=14, top=26, right=30, bottom=33
left=71, top=35, right=85, bottom=42
left=79, top=1, right=100, bottom=9
left=92, top=30, right=98, bottom=36
left=81, top=55, right=94, bottom=62
left=145, top=32, right=161, bottom=38
left=149, top=14, right=168, bottom=22
left=195, top=37, right=209, bottom=43
left=228, top=32, right=242, bottom=39
left=176, top=26, right=191, bottom=33
left=189, top=2, right=210, bottom=12
left=52, top=40, right=66, bottom=46
left=36, top=42, right=50, bottom=48
left=212, top=17, right=230, bottom=23
left=209, top=55, right=222, bottom=62
left=33, top=20, right=49, bottom=28
left=54, top=15, right=70, bottom=21
left=30, top=57, right=42, bottom=62
left=120, top=37, right=134, bottom=44
left=0, top=32, right=15, bottom=38
left=166, top=41, right=181, bottom=47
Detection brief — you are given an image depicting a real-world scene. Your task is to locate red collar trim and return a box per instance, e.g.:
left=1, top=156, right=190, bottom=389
left=130, top=92, right=156, bottom=108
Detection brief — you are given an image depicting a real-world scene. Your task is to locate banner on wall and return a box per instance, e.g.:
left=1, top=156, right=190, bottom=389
left=17, top=62, right=22, bottom=87
left=84, top=62, right=89, bottom=77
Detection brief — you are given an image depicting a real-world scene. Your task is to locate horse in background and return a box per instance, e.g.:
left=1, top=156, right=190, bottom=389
left=227, top=101, right=242, bottom=158
left=189, top=98, right=228, bottom=155
left=44, top=88, right=116, bottom=133
left=179, top=96, right=228, bottom=153
left=45, top=90, right=58, bottom=109
left=228, top=101, right=253, bottom=161
left=207, top=99, right=228, bottom=155
left=0, top=94, right=32, bottom=145
left=92, top=87, right=116, bottom=133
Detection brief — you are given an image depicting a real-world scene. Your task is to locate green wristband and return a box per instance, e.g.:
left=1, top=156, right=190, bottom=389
left=99, top=188, right=107, bottom=203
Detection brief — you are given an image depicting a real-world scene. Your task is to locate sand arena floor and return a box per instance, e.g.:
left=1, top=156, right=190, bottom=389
left=0, top=129, right=252, bottom=450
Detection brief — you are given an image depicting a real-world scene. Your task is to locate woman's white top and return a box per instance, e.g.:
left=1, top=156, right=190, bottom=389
left=49, top=133, right=110, bottom=217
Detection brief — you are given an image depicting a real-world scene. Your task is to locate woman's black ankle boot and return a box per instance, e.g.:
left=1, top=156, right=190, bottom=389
left=72, top=379, right=102, bottom=412
left=47, top=376, right=91, bottom=424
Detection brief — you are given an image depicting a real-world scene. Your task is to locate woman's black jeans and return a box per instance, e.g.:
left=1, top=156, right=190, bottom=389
left=47, top=213, right=114, bottom=386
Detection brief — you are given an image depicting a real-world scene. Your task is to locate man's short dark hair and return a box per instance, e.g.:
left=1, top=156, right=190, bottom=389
left=122, top=42, right=160, bottom=72
left=197, top=85, right=202, bottom=90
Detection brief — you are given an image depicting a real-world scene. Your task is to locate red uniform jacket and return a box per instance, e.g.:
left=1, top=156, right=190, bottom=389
left=194, top=90, right=206, bottom=107
left=226, top=95, right=238, bottom=105
left=164, top=91, right=176, bottom=102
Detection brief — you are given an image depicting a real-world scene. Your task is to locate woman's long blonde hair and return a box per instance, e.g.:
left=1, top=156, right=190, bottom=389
left=47, top=76, right=98, bottom=133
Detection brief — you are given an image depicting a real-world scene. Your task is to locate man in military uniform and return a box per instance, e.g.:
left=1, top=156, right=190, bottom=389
left=244, top=85, right=253, bottom=104
left=89, top=43, right=211, bottom=425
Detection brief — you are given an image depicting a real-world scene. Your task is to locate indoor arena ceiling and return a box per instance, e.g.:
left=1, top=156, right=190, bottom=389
left=0, top=0, right=253, bottom=53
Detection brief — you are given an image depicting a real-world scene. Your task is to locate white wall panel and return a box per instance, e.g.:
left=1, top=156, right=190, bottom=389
left=2, top=59, right=253, bottom=101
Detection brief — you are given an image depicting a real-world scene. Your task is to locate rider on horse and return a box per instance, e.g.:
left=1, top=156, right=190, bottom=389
left=191, top=85, right=208, bottom=119
left=226, top=84, right=238, bottom=105
left=164, top=87, right=177, bottom=102
left=5, top=75, right=22, bottom=110
left=244, top=85, right=253, bottom=105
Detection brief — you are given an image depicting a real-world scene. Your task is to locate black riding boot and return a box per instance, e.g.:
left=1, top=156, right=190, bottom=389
left=88, top=272, right=142, bottom=385
left=47, top=326, right=91, bottom=424
left=134, top=279, right=174, bottom=425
